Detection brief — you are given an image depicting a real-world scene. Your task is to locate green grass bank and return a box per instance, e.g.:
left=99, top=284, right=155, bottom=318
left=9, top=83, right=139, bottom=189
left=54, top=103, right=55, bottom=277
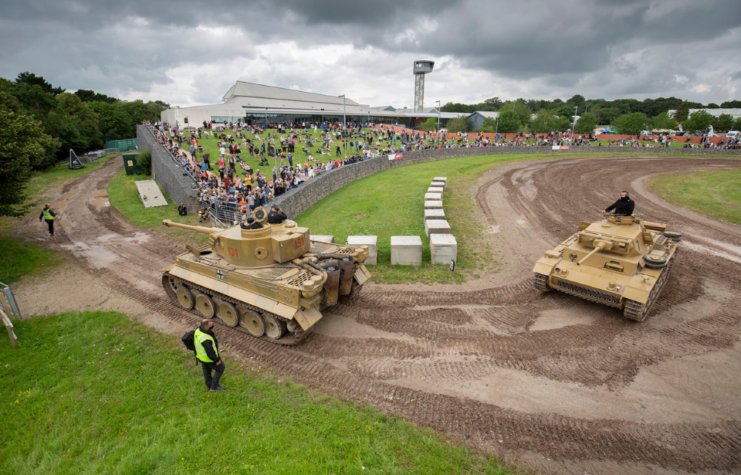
left=648, top=167, right=741, bottom=224
left=0, top=311, right=512, bottom=475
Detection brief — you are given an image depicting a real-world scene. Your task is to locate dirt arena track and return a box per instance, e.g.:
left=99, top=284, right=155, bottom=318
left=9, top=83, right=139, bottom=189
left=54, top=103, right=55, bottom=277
left=25, top=155, right=741, bottom=474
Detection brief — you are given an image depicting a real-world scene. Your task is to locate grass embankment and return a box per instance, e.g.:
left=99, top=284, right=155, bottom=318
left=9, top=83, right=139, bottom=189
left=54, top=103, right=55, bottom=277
left=107, top=171, right=208, bottom=245
left=0, top=311, right=512, bottom=475
left=648, top=168, right=741, bottom=224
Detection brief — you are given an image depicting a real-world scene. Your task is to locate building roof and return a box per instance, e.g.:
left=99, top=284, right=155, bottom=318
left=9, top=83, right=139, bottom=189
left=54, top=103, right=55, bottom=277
left=468, top=111, right=500, bottom=119
left=223, top=81, right=363, bottom=106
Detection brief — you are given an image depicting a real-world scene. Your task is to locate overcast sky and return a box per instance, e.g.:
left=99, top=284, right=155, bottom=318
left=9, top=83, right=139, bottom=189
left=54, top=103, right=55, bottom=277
left=1, top=0, right=740, bottom=109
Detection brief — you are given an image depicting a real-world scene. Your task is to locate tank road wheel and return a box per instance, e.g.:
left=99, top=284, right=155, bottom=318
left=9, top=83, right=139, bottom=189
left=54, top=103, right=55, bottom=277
left=218, top=302, right=239, bottom=328
left=195, top=293, right=216, bottom=318
left=176, top=286, right=195, bottom=310
left=263, top=314, right=286, bottom=340
left=166, top=275, right=178, bottom=293
left=624, top=300, right=648, bottom=322
left=662, top=231, right=683, bottom=242
left=534, top=273, right=552, bottom=292
left=240, top=310, right=265, bottom=337
left=644, top=254, right=667, bottom=269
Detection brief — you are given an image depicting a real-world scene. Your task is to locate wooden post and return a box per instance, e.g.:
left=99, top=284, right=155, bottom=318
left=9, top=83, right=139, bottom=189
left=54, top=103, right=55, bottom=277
left=0, top=307, right=18, bottom=348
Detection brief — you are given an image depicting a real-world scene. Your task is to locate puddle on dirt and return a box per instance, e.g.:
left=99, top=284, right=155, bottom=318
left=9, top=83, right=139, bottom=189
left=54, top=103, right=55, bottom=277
left=61, top=192, right=75, bottom=199
left=50, top=200, right=68, bottom=209
left=61, top=242, right=119, bottom=269
left=90, top=190, right=109, bottom=198
left=314, top=312, right=415, bottom=341
left=530, top=308, right=599, bottom=331
left=683, top=241, right=741, bottom=265
left=90, top=198, right=111, bottom=209
left=59, top=219, right=72, bottom=230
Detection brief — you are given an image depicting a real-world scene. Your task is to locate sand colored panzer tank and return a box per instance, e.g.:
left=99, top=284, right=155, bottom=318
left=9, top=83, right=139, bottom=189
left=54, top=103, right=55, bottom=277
left=533, top=214, right=682, bottom=321
left=160, top=207, right=371, bottom=344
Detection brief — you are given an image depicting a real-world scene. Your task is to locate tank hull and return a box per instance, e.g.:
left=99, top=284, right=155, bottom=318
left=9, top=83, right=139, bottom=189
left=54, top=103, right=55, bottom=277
left=162, top=239, right=371, bottom=343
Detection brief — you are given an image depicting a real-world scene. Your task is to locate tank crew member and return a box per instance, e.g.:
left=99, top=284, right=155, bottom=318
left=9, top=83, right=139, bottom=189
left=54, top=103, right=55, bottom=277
left=39, top=204, right=56, bottom=236
left=240, top=216, right=263, bottom=230
left=194, top=319, right=225, bottom=392
left=602, top=191, right=635, bottom=216
left=267, top=205, right=287, bottom=224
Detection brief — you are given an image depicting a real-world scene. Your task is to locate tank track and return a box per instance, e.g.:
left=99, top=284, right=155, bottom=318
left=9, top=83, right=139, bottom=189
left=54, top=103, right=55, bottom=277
left=533, top=273, right=551, bottom=292
left=162, top=272, right=313, bottom=346
left=623, top=257, right=675, bottom=322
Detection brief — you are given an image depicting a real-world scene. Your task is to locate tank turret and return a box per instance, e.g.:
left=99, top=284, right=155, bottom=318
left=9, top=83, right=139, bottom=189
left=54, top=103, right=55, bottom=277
left=159, top=207, right=372, bottom=344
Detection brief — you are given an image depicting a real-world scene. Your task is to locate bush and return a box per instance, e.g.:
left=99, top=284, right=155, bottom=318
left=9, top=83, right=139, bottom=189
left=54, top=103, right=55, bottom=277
left=136, top=149, right=152, bottom=175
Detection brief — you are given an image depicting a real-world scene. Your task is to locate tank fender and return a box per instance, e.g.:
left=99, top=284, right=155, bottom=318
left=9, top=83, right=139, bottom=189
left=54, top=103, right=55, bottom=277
left=293, top=306, right=323, bottom=331
left=354, top=265, right=371, bottom=286
left=159, top=264, right=175, bottom=273
left=532, top=257, right=559, bottom=277
left=622, top=274, right=656, bottom=304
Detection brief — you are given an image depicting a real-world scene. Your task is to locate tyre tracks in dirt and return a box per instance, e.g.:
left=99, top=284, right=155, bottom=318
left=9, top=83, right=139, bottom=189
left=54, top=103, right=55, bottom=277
left=24, top=155, right=741, bottom=474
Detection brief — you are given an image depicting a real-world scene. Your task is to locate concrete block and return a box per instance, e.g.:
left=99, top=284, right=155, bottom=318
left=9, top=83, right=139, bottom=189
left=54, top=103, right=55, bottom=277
left=431, top=180, right=446, bottom=190
left=430, top=234, right=457, bottom=265
left=424, top=192, right=442, bottom=201
left=310, top=235, right=335, bottom=243
left=425, top=219, right=451, bottom=238
left=390, top=236, right=422, bottom=266
left=346, top=235, right=378, bottom=265
left=427, top=186, right=444, bottom=195
left=424, top=200, right=443, bottom=209
left=424, top=208, right=446, bottom=220
left=433, top=177, right=448, bottom=188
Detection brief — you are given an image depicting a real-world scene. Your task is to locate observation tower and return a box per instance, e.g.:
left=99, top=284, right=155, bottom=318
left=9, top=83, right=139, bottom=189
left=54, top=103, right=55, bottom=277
left=413, top=60, right=435, bottom=112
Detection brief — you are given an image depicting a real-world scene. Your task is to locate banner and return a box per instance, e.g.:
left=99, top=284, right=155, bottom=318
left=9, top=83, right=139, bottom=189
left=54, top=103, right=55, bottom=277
left=388, top=153, right=404, bottom=161
left=551, top=145, right=570, bottom=150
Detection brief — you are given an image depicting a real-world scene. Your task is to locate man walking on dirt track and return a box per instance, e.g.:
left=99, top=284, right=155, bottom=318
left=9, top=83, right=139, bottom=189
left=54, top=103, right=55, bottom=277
left=194, top=319, right=226, bottom=392
left=39, top=204, right=56, bottom=236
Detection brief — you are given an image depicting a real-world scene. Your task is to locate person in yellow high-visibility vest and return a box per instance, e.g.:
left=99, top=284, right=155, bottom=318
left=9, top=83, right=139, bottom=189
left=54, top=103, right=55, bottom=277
left=194, top=319, right=225, bottom=392
left=39, top=204, right=56, bottom=236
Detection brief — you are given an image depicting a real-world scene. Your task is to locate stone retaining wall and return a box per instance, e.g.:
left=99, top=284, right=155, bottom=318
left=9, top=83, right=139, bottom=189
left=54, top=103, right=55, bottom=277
left=136, top=125, right=198, bottom=209
left=272, top=145, right=741, bottom=219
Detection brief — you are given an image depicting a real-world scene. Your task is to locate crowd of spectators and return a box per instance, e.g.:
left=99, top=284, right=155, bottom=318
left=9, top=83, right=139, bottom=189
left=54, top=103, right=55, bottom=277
left=142, top=118, right=741, bottom=225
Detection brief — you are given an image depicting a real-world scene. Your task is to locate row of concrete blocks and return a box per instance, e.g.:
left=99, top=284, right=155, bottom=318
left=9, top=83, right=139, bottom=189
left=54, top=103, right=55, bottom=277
left=309, top=177, right=457, bottom=266
left=423, top=177, right=457, bottom=265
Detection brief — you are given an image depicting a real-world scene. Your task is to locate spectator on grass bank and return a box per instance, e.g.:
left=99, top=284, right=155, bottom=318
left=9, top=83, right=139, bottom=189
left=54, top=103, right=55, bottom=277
left=195, top=319, right=225, bottom=392
left=178, top=202, right=188, bottom=216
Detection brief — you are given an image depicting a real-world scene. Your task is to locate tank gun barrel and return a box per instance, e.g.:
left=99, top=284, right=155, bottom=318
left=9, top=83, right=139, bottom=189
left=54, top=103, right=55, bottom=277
left=577, top=240, right=612, bottom=266
left=162, top=220, right=221, bottom=234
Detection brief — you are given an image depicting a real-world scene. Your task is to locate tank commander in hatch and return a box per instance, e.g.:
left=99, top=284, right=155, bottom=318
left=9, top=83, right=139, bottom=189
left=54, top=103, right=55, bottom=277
left=240, top=216, right=263, bottom=230
left=602, top=191, right=635, bottom=216
left=267, top=205, right=287, bottom=224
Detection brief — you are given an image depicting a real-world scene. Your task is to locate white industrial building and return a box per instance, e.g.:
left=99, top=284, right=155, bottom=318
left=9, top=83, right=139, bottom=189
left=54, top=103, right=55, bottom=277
left=161, top=80, right=465, bottom=128
left=668, top=108, right=741, bottom=120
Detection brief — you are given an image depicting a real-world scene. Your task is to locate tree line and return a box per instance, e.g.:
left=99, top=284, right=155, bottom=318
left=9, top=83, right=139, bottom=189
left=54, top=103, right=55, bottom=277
left=433, top=95, right=741, bottom=134
left=0, top=71, right=168, bottom=217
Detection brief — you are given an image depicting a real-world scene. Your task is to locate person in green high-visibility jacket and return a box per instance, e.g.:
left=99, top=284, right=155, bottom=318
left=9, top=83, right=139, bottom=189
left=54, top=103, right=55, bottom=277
left=195, top=319, right=225, bottom=392
left=39, top=204, right=56, bottom=236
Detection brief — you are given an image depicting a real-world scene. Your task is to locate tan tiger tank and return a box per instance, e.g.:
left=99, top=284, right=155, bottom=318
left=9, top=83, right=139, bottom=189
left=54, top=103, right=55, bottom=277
left=159, top=207, right=371, bottom=344
left=533, top=214, right=682, bottom=321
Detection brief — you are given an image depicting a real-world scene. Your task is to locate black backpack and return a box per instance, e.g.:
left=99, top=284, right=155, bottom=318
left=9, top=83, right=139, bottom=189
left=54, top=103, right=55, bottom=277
left=182, top=329, right=198, bottom=364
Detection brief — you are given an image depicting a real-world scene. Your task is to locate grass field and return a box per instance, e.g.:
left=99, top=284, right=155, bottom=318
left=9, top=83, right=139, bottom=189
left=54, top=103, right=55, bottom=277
left=0, top=311, right=512, bottom=475
left=107, top=171, right=209, bottom=244
left=0, top=234, right=58, bottom=285
left=648, top=168, right=741, bottom=224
